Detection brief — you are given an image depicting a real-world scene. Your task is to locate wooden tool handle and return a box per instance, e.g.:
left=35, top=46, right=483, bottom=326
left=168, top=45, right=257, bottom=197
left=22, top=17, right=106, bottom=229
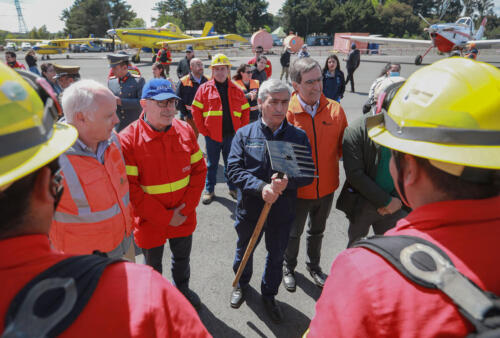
left=231, top=172, right=284, bottom=288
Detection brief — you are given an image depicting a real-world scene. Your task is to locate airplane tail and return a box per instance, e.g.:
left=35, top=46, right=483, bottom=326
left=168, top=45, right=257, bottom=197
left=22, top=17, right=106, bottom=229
left=475, top=18, right=487, bottom=40
left=201, top=22, right=214, bottom=37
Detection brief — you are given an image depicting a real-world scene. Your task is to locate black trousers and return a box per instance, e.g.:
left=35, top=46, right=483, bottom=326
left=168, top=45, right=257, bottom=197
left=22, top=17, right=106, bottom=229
left=345, top=68, right=356, bottom=92
left=347, top=198, right=407, bottom=248
left=284, top=193, right=334, bottom=271
left=143, top=235, right=192, bottom=289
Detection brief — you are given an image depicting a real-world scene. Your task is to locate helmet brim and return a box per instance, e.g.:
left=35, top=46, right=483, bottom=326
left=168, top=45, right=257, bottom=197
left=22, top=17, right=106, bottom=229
left=368, top=124, right=500, bottom=170
left=0, top=122, right=78, bottom=188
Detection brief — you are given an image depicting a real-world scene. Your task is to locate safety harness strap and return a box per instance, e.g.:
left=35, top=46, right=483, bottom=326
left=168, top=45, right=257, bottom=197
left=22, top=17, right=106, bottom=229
left=353, top=235, right=500, bottom=336
left=2, top=254, right=122, bottom=338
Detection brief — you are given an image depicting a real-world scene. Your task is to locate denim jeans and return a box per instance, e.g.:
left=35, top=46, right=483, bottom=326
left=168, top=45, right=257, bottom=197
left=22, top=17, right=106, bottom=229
left=204, top=135, right=235, bottom=193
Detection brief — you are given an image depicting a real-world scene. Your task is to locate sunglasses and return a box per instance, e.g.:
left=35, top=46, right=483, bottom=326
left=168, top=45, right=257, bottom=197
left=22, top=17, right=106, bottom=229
left=244, top=71, right=252, bottom=74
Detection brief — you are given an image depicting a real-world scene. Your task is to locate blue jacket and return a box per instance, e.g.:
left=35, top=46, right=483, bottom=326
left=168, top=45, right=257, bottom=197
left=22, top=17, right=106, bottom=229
left=228, top=119, right=313, bottom=224
left=323, top=69, right=345, bottom=102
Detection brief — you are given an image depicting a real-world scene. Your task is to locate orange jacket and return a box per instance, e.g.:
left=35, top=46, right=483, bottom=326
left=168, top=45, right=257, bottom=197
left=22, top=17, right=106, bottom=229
left=287, top=93, right=348, bottom=199
left=234, top=79, right=260, bottom=112
left=119, top=115, right=207, bottom=249
left=50, top=134, right=132, bottom=254
left=192, top=79, right=250, bottom=142
left=156, top=48, right=172, bottom=65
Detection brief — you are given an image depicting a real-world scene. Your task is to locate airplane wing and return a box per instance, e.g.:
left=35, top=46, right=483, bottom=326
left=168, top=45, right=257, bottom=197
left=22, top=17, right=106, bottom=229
left=154, top=34, right=248, bottom=48
left=467, top=39, right=500, bottom=49
left=6, top=38, right=45, bottom=43
left=341, top=35, right=432, bottom=47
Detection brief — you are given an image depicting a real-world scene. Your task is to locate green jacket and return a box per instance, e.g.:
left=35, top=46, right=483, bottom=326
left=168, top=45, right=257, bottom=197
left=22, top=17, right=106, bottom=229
left=336, top=114, right=394, bottom=219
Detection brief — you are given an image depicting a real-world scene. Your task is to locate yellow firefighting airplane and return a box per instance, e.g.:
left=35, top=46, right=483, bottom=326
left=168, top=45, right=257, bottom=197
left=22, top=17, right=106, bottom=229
left=5, top=37, right=118, bottom=59
left=107, top=22, right=248, bottom=62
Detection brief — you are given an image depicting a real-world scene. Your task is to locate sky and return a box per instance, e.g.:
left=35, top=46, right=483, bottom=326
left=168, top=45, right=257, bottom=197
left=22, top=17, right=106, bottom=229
left=0, top=0, right=286, bottom=33
left=0, top=0, right=498, bottom=33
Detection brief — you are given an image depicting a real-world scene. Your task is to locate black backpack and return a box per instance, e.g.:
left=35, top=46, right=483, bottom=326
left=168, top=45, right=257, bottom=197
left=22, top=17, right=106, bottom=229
left=354, top=235, right=500, bottom=337
left=159, top=49, right=168, bottom=63
left=2, top=253, right=121, bottom=337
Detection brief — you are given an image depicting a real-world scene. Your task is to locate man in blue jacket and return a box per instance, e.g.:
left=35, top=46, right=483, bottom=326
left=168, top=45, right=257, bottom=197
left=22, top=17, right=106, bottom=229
left=227, top=79, right=313, bottom=323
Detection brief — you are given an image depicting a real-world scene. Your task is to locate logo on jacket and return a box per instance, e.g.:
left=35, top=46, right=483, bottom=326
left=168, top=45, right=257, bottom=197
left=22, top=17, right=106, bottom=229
left=182, top=165, right=191, bottom=173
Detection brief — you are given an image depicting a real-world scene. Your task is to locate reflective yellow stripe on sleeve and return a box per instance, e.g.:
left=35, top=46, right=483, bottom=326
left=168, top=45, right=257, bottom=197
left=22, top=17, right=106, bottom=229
left=190, top=149, right=203, bottom=164
left=126, top=165, right=138, bottom=176
left=192, top=100, right=204, bottom=109
left=241, top=102, right=250, bottom=110
left=140, top=175, right=190, bottom=195
left=202, top=110, right=223, bottom=117
left=233, top=111, right=242, bottom=118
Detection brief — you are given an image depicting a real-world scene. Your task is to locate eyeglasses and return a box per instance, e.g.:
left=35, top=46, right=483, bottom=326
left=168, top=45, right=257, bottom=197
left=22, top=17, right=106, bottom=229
left=244, top=71, right=252, bottom=74
left=303, top=76, right=323, bottom=85
left=150, top=99, right=177, bottom=108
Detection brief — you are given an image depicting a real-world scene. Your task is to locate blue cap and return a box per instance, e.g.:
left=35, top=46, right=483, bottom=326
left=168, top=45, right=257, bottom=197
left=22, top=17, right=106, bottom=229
left=141, top=79, right=180, bottom=100
left=185, top=45, right=194, bottom=52
left=351, top=43, right=357, bottom=49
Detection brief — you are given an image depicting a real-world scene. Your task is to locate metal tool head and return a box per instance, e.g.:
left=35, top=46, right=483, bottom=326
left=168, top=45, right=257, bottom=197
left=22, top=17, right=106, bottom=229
left=266, top=140, right=317, bottom=178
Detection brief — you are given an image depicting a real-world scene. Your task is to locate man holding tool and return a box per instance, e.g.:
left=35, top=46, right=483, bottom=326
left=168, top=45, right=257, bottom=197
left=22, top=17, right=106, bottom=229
left=227, top=79, right=313, bottom=323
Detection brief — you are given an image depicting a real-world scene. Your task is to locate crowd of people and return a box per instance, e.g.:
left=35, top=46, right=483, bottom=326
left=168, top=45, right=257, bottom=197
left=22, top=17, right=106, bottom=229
left=0, top=43, right=499, bottom=337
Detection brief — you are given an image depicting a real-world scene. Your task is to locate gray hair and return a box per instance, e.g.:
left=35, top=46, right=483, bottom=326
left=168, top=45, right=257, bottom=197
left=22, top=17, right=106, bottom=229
left=290, top=57, right=321, bottom=84
left=61, top=79, right=112, bottom=122
left=258, top=79, right=291, bottom=102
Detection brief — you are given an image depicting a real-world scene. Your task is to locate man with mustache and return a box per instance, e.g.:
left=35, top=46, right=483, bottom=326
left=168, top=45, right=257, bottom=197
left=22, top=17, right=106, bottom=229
left=119, top=79, right=207, bottom=310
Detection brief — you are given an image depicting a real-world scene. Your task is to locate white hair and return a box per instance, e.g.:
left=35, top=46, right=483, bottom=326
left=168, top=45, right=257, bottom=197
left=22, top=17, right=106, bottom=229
left=258, top=79, right=291, bottom=102
left=61, top=79, right=113, bottom=122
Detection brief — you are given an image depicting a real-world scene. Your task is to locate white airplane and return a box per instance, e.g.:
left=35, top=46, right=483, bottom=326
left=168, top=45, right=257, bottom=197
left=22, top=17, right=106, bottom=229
left=343, top=16, right=500, bottom=65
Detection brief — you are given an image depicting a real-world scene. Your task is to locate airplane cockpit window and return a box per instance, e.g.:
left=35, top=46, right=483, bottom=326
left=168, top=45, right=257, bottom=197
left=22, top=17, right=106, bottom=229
left=160, top=23, right=178, bottom=32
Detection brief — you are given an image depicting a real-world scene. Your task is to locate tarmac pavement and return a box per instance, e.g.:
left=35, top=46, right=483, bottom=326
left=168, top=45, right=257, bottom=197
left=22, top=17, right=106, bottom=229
left=4, top=49, right=500, bottom=337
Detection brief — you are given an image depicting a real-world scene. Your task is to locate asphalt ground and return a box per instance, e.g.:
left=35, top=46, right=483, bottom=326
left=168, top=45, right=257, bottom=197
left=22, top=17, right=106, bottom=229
left=3, top=49, right=500, bottom=337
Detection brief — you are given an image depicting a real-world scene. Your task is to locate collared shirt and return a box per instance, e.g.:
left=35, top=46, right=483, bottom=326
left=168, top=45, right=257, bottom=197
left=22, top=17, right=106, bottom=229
left=143, top=113, right=171, bottom=132
left=260, top=119, right=285, bottom=137
left=74, top=138, right=110, bottom=164
left=297, top=94, right=319, bottom=118
left=192, top=74, right=202, bottom=84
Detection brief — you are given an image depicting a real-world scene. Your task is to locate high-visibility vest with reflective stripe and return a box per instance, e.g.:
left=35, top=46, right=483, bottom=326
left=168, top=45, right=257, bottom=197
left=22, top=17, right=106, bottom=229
left=191, top=79, right=251, bottom=142
left=234, top=79, right=260, bottom=111
left=50, top=134, right=132, bottom=255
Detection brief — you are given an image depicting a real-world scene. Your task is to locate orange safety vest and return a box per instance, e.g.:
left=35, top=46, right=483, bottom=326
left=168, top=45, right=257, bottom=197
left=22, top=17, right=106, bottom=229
left=50, top=134, right=132, bottom=254
left=234, top=79, right=260, bottom=111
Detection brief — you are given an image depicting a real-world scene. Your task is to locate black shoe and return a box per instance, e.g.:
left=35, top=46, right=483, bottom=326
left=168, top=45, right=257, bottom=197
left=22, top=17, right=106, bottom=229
left=230, top=287, right=246, bottom=309
left=282, top=266, right=296, bottom=292
left=307, top=267, right=328, bottom=288
left=261, top=296, right=283, bottom=323
left=180, top=288, right=201, bottom=310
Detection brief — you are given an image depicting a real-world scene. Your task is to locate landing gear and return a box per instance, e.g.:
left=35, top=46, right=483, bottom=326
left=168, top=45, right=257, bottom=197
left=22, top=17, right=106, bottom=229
left=131, top=49, right=141, bottom=63
left=415, top=45, right=434, bottom=65
left=415, top=55, right=422, bottom=65
left=66, top=54, right=70, bottom=59
left=41, top=55, right=46, bottom=60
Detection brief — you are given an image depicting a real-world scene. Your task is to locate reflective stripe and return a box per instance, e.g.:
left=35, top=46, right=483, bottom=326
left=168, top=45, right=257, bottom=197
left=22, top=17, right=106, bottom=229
left=191, top=150, right=203, bottom=164
left=59, top=154, right=90, bottom=215
left=192, top=100, right=204, bottom=109
left=141, top=175, right=190, bottom=194
left=122, top=191, right=130, bottom=207
left=54, top=203, right=121, bottom=224
left=233, top=111, right=242, bottom=118
left=126, top=165, right=138, bottom=176
left=241, top=102, right=250, bottom=110
left=57, top=153, right=129, bottom=224
left=202, top=110, right=222, bottom=117
left=185, top=105, right=192, bottom=111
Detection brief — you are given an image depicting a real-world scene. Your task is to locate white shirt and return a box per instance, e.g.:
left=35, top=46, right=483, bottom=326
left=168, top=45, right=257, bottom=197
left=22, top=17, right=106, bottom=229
left=297, top=94, right=319, bottom=118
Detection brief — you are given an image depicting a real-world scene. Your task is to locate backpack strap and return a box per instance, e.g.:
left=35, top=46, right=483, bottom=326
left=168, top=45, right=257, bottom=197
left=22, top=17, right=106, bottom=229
left=353, top=235, right=500, bottom=335
left=2, top=254, right=122, bottom=338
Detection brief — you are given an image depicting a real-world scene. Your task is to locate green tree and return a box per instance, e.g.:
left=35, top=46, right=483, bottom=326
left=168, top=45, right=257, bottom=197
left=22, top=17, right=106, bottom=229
left=235, top=14, right=252, bottom=35
left=127, top=18, right=147, bottom=28
left=61, top=0, right=136, bottom=37
left=376, top=1, right=420, bottom=36
left=153, top=0, right=189, bottom=29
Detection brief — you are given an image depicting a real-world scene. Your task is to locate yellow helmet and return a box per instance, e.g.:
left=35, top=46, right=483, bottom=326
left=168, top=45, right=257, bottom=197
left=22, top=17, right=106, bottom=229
left=0, top=64, right=78, bottom=191
left=210, top=53, right=231, bottom=67
left=367, top=58, right=500, bottom=173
